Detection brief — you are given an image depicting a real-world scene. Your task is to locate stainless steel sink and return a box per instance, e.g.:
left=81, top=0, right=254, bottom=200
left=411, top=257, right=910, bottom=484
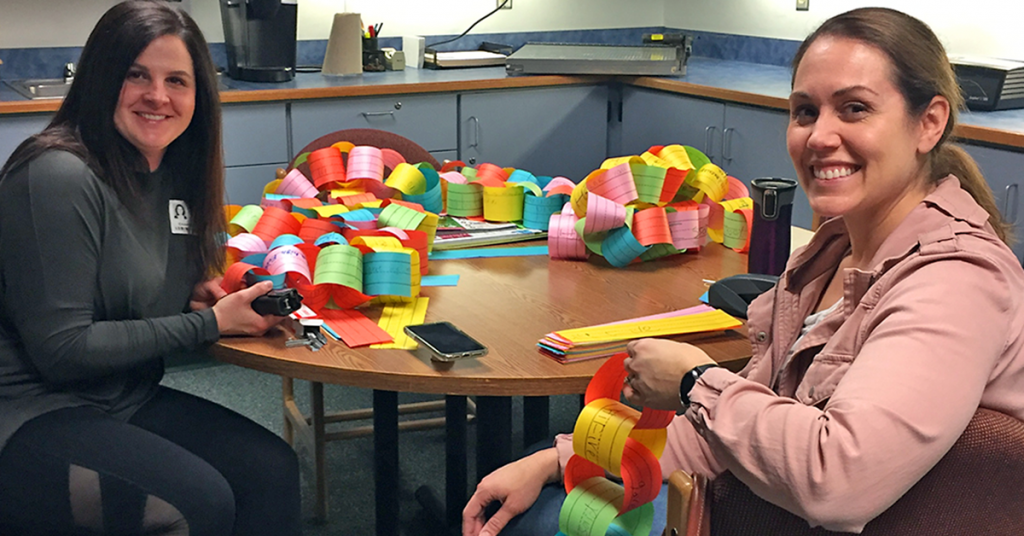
left=4, top=74, right=232, bottom=100
left=4, top=78, right=71, bottom=100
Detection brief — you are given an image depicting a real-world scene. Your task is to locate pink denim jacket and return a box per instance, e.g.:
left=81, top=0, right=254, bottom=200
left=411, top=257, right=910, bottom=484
left=555, top=176, right=1024, bottom=532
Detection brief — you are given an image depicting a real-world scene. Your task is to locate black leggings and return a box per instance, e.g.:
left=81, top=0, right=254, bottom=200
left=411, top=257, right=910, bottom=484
left=0, top=387, right=302, bottom=536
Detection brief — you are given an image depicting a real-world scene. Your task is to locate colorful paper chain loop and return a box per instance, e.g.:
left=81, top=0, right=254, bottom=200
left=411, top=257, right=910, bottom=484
left=549, top=145, right=755, bottom=266
left=557, top=352, right=676, bottom=536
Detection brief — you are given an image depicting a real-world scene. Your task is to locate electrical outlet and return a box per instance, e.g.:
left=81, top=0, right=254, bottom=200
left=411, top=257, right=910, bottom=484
left=796, top=0, right=809, bottom=11
left=498, top=0, right=512, bottom=9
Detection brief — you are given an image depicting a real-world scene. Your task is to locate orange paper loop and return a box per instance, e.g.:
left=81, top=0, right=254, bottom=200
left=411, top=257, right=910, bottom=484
left=632, top=207, right=673, bottom=247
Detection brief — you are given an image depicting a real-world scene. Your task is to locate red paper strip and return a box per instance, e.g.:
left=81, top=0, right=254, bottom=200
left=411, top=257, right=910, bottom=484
left=619, top=438, right=662, bottom=514
left=563, top=454, right=606, bottom=495
left=319, top=308, right=394, bottom=347
left=298, top=218, right=340, bottom=243
left=585, top=352, right=629, bottom=404
left=252, top=207, right=302, bottom=243
left=221, top=261, right=265, bottom=293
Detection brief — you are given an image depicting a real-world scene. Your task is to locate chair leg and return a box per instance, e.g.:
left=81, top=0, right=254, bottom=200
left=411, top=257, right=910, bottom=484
left=281, top=378, right=477, bottom=525
left=282, top=377, right=295, bottom=445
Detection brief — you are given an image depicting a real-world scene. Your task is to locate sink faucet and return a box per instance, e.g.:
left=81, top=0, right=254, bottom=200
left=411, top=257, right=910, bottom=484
left=63, top=62, right=75, bottom=84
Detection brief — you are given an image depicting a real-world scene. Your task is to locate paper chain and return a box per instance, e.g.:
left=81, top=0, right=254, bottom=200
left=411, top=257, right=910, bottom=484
left=556, top=352, right=677, bottom=536
left=220, top=141, right=758, bottom=312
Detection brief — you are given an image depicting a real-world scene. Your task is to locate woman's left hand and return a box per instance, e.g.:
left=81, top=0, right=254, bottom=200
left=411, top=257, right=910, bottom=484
left=190, top=277, right=227, bottom=311
left=622, top=338, right=716, bottom=412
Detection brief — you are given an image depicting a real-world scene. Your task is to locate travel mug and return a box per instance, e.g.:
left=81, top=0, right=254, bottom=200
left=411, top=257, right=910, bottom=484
left=747, top=177, right=798, bottom=276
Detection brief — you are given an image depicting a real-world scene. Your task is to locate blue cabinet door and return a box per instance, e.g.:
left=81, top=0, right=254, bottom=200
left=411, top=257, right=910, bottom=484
left=621, top=88, right=813, bottom=229
left=723, top=104, right=812, bottom=229
left=222, top=103, right=289, bottom=167
left=620, top=87, right=725, bottom=161
left=0, top=113, right=52, bottom=167
left=225, top=163, right=285, bottom=206
left=290, top=94, right=457, bottom=156
left=962, top=143, right=1024, bottom=262
left=459, top=86, right=608, bottom=182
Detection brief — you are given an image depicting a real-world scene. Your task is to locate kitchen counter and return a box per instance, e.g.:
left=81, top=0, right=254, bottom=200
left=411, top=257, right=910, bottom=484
left=3, top=58, right=1023, bottom=150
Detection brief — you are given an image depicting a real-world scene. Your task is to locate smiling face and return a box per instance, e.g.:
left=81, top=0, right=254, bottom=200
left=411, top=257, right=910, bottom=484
left=113, top=34, right=196, bottom=171
left=787, top=36, right=936, bottom=225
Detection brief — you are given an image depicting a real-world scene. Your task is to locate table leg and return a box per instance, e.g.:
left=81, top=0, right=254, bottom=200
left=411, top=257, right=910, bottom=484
left=446, top=395, right=468, bottom=528
left=312, top=382, right=327, bottom=521
left=374, top=390, right=399, bottom=536
left=523, top=396, right=550, bottom=449
left=475, top=396, right=513, bottom=482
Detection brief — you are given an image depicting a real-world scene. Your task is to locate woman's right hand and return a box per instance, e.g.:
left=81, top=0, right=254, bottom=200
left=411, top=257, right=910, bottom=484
left=212, top=281, right=286, bottom=336
left=462, top=447, right=561, bottom=536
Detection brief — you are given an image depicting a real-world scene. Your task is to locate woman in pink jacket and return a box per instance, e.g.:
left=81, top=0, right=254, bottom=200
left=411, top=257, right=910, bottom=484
left=463, top=7, right=1024, bottom=536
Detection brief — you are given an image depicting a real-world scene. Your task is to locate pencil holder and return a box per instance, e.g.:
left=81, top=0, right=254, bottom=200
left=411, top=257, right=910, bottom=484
left=362, top=37, right=386, bottom=72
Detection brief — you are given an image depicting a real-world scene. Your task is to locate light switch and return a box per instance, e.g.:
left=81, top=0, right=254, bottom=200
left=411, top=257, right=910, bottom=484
left=796, top=0, right=809, bottom=11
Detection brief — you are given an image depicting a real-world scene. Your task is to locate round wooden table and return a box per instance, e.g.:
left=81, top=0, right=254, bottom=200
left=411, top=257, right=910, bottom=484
left=213, top=244, right=752, bottom=535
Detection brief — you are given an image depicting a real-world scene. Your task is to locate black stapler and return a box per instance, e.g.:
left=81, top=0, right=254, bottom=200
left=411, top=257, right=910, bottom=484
left=708, top=274, right=779, bottom=319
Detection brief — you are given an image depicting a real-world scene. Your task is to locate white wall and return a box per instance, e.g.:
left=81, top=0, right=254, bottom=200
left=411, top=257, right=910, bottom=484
left=664, top=0, right=1024, bottom=60
left=6, top=0, right=1020, bottom=60
left=1, top=0, right=665, bottom=48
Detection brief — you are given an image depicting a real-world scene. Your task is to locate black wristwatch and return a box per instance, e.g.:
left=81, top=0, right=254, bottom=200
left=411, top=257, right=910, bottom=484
left=679, top=364, right=720, bottom=407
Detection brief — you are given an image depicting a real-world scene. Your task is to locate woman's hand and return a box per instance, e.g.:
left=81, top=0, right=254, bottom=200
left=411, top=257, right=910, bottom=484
left=212, top=281, right=287, bottom=336
left=623, top=339, right=716, bottom=411
left=189, top=276, right=227, bottom=311
left=463, top=448, right=560, bottom=536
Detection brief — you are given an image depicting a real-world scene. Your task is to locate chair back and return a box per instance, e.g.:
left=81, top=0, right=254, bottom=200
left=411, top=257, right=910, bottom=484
left=669, top=408, right=1024, bottom=536
left=289, top=128, right=441, bottom=180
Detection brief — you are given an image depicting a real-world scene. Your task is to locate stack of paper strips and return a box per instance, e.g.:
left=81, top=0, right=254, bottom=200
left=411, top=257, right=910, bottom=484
left=433, top=215, right=546, bottom=250
left=538, top=304, right=742, bottom=363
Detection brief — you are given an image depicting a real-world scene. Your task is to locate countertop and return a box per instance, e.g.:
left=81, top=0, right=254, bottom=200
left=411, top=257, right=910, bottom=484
left=3, top=57, right=1023, bottom=150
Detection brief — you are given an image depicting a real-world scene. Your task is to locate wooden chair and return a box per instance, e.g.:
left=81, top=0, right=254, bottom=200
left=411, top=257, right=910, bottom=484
left=278, top=128, right=468, bottom=521
left=664, top=408, right=1024, bottom=536
left=289, top=127, right=442, bottom=176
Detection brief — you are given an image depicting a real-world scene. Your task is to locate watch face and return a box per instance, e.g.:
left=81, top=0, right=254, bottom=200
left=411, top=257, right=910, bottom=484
left=680, top=364, right=718, bottom=406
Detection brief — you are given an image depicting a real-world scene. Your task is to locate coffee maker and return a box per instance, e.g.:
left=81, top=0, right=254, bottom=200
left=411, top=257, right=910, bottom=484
left=220, top=0, right=297, bottom=82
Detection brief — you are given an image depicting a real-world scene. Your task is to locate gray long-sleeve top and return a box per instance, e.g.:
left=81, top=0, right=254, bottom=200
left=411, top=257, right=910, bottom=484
left=0, top=150, right=220, bottom=453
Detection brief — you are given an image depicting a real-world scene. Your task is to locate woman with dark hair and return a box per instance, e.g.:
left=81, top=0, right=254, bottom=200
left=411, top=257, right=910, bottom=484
left=464, top=8, right=1024, bottom=536
left=0, top=2, right=301, bottom=535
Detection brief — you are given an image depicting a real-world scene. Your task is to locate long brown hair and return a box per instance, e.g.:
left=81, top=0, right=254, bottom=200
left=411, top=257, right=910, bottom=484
left=0, top=0, right=226, bottom=279
left=792, top=7, right=1012, bottom=245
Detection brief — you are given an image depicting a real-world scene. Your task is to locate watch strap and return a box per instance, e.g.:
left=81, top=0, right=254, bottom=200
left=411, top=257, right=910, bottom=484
left=679, top=363, right=719, bottom=407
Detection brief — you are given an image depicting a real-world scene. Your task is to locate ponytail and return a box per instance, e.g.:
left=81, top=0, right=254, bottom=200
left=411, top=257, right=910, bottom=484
left=933, top=143, right=1013, bottom=245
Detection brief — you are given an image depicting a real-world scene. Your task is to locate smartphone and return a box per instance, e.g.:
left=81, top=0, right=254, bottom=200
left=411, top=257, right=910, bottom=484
left=404, top=322, right=488, bottom=361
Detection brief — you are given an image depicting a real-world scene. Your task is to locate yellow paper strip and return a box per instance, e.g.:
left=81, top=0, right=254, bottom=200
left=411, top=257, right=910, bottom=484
left=556, top=309, right=741, bottom=345
left=371, top=297, right=429, bottom=349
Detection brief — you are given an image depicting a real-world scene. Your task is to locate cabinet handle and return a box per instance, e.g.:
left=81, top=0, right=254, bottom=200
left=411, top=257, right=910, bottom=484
left=468, top=116, right=480, bottom=149
left=704, top=126, right=718, bottom=161
left=1005, top=183, right=1020, bottom=224
left=722, top=127, right=735, bottom=162
left=361, top=111, right=395, bottom=119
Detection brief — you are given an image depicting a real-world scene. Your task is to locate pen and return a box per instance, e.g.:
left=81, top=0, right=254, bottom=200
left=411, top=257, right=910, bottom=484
left=375, top=23, right=383, bottom=36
